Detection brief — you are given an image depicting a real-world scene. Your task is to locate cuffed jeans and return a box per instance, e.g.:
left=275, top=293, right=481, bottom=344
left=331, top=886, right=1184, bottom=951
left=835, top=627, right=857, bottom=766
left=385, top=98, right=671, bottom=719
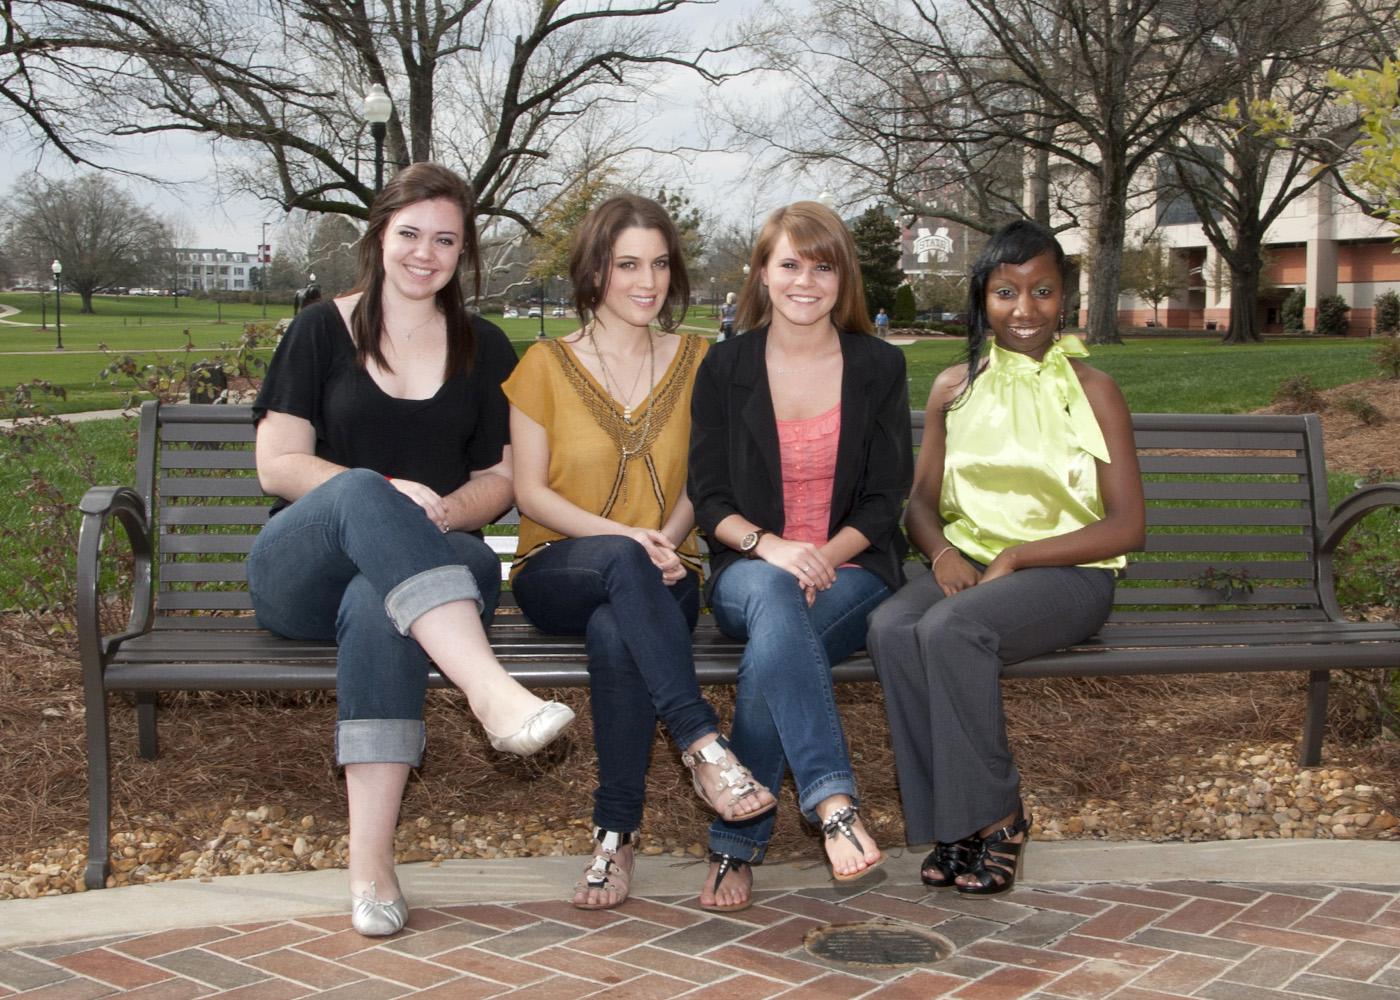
left=511, top=535, right=716, bottom=832
left=866, top=563, right=1115, bottom=845
left=707, top=562, right=890, bottom=862
left=246, top=468, right=500, bottom=768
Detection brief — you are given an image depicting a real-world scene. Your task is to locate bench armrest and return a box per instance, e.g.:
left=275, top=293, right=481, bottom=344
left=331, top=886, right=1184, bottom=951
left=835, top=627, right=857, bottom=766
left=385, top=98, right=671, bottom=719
left=77, top=486, right=154, bottom=681
left=1319, top=482, right=1400, bottom=555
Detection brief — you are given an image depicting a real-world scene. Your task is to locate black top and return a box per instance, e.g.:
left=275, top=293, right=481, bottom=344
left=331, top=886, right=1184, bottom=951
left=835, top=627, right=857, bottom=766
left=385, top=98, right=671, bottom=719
left=688, top=324, right=913, bottom=601
left=253, top=300, right=517, bottom=513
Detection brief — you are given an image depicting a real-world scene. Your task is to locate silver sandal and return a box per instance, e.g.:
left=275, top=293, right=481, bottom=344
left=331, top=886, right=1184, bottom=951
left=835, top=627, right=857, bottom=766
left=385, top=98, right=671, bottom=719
left=681, top=735, right=776, bottom=822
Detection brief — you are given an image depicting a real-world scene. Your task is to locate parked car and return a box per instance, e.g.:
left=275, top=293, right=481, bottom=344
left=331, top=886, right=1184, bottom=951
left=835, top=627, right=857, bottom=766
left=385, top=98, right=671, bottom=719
left=527, top=306, right=542, bottom=318
left=551, top=306, right=565, bottom=317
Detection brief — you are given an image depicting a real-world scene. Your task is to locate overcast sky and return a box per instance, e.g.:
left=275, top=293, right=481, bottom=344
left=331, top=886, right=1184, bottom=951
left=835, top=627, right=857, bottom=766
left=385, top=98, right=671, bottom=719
left=1, top=0, right=831, bottom=258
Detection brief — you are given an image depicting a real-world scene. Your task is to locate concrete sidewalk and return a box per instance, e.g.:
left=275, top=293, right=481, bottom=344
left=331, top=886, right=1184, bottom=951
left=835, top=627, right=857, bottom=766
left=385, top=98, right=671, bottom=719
left=2, top=841, right=1398, bottom=997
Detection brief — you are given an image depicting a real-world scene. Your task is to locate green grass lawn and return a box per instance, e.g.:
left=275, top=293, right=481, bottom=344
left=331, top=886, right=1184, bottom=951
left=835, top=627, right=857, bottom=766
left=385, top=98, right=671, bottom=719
left=900, top=335, right=1380, bottom=412
left=0, top=294, right=582, bottom=412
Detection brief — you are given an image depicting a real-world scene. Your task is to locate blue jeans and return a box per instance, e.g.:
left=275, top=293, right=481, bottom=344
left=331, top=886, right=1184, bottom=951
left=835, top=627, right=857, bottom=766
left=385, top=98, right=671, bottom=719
left=247, top=468, right=501, bottom=767
left=707, top=561, right=890, bottom=862
left=512, top=535, right=717, bottom=832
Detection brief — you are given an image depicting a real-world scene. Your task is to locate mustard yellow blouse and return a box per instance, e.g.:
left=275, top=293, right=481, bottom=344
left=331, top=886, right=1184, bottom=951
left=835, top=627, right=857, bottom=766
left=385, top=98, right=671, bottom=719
left=941, top=335, right=1125, bottom=570
left=502, top=334, right=708, bottom=579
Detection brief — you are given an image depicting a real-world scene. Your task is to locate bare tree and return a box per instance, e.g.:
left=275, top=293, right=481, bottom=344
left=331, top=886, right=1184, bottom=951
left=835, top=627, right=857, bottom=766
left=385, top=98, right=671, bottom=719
left=4, top=173, right=170, bottom=312
left=728, top=0, right=1260, bottom=344
left=5, top=0, right=734, bottom=235
left=1119, top=230, right=1183, bottom=327
left=1161, top=0, right=1399, bottom=344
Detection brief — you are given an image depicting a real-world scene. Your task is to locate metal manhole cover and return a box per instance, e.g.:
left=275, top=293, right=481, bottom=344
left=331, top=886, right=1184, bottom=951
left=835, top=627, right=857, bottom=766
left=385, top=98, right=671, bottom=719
left=804, top=920, right=955, bottom=968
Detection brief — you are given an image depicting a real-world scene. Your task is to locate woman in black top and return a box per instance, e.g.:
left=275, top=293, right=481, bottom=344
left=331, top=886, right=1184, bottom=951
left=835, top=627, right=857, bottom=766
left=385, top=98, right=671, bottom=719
left=249, top=163, right=574, bottom=937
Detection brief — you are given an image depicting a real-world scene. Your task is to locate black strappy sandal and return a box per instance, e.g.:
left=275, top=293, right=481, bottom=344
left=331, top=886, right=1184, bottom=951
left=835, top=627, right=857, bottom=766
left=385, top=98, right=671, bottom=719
left=700, top=851, right=753, bottom=912
left=920, top=834, right=981, bottom=889
left=821, top=804, right=884, bottom=882
left=956, top=804, right=1030, bottom=896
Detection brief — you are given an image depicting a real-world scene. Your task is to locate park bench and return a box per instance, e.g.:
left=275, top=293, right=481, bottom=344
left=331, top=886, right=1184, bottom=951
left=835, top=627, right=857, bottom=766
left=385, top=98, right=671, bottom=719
left=76, top=401, right=1400, bottom=889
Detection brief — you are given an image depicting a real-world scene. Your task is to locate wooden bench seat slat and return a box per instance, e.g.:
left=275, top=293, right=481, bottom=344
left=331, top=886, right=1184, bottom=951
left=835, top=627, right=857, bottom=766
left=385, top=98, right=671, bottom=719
left=1145, top=507, right=1312, bottom=526
left=1121, top=559, right=1313, bottom=581
left=1133, top=428, right=1305, bottom=450
left=1138, top=455, right=1307, bottom=474
left=159, top=476, right=267, bottom=498
left=161, top=535, right=258, bottom=554
left=1139, top=534, right=1314, bottom=553
left=159, top=563, right=249, bottom=583
left=159, top=450, right=258, bottom=470
left=1112, top=586, right=1319, bottom=606
left=158, top=424, right=259, bottom=442
left=157, top=592, right=255, bottom=611
left=1143, top=481, right=1312, bottom=501
left=159, top=506, right=270, bottom=526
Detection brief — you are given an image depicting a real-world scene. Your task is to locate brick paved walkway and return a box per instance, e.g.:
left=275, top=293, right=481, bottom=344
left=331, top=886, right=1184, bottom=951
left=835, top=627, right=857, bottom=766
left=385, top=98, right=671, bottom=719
left=3, top=875, right=1399, bottom=998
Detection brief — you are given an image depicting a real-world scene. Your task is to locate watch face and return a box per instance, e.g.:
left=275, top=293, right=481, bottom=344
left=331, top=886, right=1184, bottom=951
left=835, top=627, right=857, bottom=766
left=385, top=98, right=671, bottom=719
left=741, top=531, right=758, bottom=552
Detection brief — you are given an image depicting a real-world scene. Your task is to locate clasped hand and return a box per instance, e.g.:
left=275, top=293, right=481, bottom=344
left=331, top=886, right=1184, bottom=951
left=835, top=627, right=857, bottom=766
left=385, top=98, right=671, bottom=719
left=933, top=548, right=1016, bottom=597
left=629, top=528, right=687, bottom=585
left=761, top=536, right=836, bottom=606
left=388, top=477, right=452, bottom=533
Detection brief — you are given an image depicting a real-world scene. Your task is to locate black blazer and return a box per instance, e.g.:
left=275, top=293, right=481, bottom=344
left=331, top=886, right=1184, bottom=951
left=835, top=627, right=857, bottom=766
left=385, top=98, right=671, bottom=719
left=688, top=324, right=913, bottom=602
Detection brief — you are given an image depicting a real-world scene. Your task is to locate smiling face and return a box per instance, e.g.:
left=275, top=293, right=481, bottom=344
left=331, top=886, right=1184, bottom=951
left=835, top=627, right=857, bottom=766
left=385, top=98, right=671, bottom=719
left=379, top=197, right=465, bottom=304
left=761, top=231, right=839, bottom=332
left=594, top=226, right=670, bottom=331
left=984, top=251, right=1063, bottom=361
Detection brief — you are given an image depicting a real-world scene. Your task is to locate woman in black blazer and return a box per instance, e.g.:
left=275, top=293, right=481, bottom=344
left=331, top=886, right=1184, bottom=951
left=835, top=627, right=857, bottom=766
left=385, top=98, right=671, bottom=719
left=688, top=201, right=913, bottom=910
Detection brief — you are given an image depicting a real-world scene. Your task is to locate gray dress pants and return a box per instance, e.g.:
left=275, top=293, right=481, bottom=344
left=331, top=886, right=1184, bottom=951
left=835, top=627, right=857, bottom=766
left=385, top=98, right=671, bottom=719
left=866, top=562, right=1116, bottom=844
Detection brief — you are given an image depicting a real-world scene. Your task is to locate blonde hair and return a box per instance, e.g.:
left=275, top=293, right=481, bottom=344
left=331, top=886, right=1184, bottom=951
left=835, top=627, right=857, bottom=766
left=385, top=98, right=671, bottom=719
left=735, top=201, right=874, bottom=335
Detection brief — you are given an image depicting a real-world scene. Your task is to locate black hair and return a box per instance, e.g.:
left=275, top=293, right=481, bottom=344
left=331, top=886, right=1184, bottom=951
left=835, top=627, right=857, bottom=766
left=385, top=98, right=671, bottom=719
left=951, top=219, right=1068, bottom=408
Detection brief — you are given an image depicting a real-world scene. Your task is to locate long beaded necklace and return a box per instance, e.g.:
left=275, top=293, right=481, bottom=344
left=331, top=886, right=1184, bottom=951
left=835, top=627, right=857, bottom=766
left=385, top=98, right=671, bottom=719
left=588, top=325, right=656, bottom=427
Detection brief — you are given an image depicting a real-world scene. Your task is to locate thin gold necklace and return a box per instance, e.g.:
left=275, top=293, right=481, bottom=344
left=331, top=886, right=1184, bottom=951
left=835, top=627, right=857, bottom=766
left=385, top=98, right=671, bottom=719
left=589, top=326, right=654, bottom=421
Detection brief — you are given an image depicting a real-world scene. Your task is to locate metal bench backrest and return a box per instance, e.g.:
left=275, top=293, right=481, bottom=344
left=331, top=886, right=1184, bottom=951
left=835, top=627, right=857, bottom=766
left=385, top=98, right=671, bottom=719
left=138, top=402, right=1336, bottom=623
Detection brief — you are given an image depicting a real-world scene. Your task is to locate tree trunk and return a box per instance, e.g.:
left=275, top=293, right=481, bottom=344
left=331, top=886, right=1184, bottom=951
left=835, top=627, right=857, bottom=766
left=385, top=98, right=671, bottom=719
left=1222, top=263, right=1263, bottom=343
left=1085, top=171, right=1127, bottom=345
left=80, top=289, right=95, bottom=314
left=1221, top=229, right=1264, bottom=344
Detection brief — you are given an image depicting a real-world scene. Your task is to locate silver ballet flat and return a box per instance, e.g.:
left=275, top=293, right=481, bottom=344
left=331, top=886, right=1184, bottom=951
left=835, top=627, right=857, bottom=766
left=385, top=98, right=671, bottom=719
left=486, top=701, right=575, bottom=756
left=350, top=881, right=409, bottom=937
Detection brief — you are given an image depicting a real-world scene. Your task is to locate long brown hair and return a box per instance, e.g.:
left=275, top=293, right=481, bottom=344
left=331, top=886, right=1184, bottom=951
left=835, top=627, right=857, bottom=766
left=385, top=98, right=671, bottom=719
left=569, top=194, right=690, bottom=332
left=736, top=201, right=874, bottom=335
left=351, top=162, right=481, bottom=376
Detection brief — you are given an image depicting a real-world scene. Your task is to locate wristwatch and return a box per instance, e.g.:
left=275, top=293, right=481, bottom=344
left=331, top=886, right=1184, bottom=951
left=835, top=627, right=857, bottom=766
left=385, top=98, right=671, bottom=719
left=738, top=528, right=768, bottom=558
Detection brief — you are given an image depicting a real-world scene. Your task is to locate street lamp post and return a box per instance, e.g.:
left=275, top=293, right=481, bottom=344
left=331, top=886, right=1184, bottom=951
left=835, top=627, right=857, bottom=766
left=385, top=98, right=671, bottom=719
left=710, top=275, right=716, bottom=317
left=362, top=84, right=394, bottom=194
left=260, top=221, right=270, bottom=318
left=51, top=259, right=64, bottom=351
left=538, top=279, right=546, bottom=340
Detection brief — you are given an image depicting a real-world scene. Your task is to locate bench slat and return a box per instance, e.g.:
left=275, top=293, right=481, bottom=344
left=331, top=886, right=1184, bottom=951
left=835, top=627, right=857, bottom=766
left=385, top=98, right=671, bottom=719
left=1145, top=508, right=1312, bottom=526
left=160, top=506, right=270, bottom=526
left=1143, top=482, right=1311, bottom=501
left=160, top=449, right=258, bottom=470
left=1138, top=455, right=1307, bottom=474
left=1121, top=559, right=1313, bottom=581
left=159, top=476, right=267, bottom=498
left=1134, top=429, right=1304, bottom=450
left=1113, top=586, right=1319, bottom=606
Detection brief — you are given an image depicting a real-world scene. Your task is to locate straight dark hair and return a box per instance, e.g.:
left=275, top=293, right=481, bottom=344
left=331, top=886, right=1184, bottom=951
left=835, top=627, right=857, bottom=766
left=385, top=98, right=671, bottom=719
left=736, top=201, right=874, bottom=335
left=954, top=219, right=1068, bottom=407
left=351, top=162, right=481, bottom=377
left=569, top=194, right=690, bottom=331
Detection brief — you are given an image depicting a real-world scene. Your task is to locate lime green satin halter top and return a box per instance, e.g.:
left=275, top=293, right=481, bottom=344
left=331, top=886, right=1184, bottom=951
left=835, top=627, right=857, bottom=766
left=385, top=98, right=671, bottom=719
left=940, top=335, right=1125, bottom=570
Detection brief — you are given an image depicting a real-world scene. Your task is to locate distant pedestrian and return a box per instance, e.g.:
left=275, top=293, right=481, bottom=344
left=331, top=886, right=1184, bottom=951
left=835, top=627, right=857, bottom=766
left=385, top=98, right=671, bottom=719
left=875, top=307, right=890, bottom=338
left=718, top=292, right=737, bottom=341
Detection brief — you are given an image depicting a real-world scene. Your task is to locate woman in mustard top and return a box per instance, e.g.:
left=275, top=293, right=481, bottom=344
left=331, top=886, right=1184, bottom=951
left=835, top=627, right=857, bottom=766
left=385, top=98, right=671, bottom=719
left=867, top=220, right=1146, bottom=895
left=504, top=195, right=776, bottom=912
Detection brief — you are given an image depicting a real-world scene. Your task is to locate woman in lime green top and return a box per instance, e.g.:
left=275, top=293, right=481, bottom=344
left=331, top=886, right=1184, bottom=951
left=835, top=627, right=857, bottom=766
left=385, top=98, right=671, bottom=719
left=867, top=220, right=1146, bottom=896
